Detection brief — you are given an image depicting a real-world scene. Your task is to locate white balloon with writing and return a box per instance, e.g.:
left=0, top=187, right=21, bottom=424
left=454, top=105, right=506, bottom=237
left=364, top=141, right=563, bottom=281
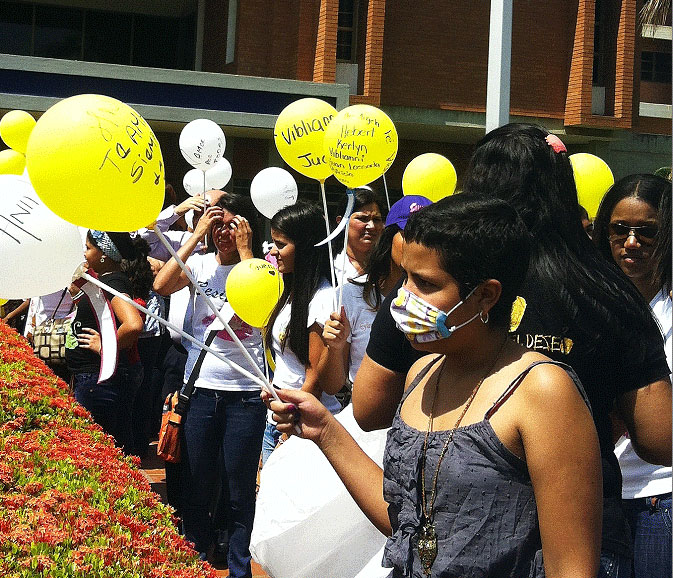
left=179, top=119, right=226, bottom=171
left=0, top=174, right=84, bottom=298
left=250, top=167, right=299, bottom=219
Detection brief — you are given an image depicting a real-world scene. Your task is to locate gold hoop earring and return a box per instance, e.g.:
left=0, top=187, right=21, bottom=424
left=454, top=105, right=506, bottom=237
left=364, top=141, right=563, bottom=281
left=479, top=310, right=489, bottom=324
left=100, top=256, right=106, bottom=263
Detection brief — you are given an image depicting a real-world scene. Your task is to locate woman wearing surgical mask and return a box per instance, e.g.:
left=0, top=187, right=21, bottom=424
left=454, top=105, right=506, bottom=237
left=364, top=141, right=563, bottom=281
left=265, top=194, right=601, bottom=578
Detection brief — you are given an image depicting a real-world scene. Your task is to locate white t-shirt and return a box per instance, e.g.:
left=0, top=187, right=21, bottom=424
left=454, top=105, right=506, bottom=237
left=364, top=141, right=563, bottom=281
left=270, top=279, right=341, bottom=414
left=614, top=288, right=672, bottom=498
left=340, top=278, right=377, bottom=383
left=333, top=247, right=361, bottom=287
left=183, top=253, right=264, bottom=392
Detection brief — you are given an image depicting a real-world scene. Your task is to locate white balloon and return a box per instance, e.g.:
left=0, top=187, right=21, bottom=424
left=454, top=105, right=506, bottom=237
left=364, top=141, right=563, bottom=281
left=183, top=159, right=233, bottom=196
left=179, top=119, right=226, bottom=171
left=250, top=167, right=299, bottom=219
left=183, top=168, right=206, bottom=196
left=0, top=174, right=84, bottom=298
left=205, top=158, right=232, bottom=190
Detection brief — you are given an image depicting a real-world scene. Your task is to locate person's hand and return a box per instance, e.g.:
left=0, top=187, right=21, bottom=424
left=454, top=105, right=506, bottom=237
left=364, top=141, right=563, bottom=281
left=322, top=307, right=350, bottom=351
left=193, top=205, right=224, bottom=240
left=77, top=327, right=102, bottom=355
left=261, top=388, right=335, bottom=445
left=230, top=215, right=254, bottom=260
left=174, top=196, right=208, bottom=217
left=147, top=257, right=165, bottom=277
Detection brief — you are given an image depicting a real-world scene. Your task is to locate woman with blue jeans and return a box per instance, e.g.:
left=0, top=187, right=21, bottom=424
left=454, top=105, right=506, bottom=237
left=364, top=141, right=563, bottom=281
left=594, top=174, right=672, bottom=578
left=66, top=230, right=145, bottom=453
left=154, top=192, right=266, bottom=577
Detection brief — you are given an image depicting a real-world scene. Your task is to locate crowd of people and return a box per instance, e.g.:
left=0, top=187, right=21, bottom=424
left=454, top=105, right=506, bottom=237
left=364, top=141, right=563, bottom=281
left=4, top=123, right=670, bottom=578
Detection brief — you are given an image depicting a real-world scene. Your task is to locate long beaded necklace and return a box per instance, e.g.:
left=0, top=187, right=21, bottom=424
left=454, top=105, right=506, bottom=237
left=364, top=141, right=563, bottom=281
left=416, top=337, right=508, bottom=576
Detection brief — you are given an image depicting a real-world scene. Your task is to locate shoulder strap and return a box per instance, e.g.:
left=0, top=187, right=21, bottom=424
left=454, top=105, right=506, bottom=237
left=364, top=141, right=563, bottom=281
left=47, top=288, right=69, bottom=322
left=485, top=360, right=573, bottom=420
left=398, top=354, right=444, bottom=407
left=175, top=330, right=218, bottom=415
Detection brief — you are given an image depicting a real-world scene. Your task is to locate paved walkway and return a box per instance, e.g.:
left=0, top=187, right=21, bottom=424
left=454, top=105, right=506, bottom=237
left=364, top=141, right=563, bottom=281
left=140, top=442, right=269, bottom=578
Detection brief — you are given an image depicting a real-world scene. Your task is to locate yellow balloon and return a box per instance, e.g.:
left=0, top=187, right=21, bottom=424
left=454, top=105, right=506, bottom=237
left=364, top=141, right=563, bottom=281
left=0, top=110, right=36, bottom=154
left=226, top=258, right=284, bottom=328
left=0, top=298, right=7, bottom=307
left=274, top=98, right=337, bottom=182
left=402, top=153, right=457, bottom=202
left=25, top=94, right=164, bottom=232
left=569, top=153, right=614, bottom=220
left=0, top=149, right=26, bottom=175
left=324, top=104, right=398, bottom=188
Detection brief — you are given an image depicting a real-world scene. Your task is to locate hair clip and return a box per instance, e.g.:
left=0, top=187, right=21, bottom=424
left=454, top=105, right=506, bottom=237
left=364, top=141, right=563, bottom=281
left=545, top=134, right=567, bottom=154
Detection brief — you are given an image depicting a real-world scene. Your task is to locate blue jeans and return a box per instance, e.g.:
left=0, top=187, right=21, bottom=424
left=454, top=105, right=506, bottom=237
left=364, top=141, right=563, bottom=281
left=73, top=371, right=123, bottom=445
left=622, top=493, right=672, bottom=578
left=597, top=550, right=632, bottom=578
left=261, top=422, right=282, bottom=465
left=181, top=388, right=266, bottom=578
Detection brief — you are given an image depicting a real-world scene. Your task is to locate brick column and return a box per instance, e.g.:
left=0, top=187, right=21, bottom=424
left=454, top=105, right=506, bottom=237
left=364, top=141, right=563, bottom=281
left=613, top=0, right=636, bottom=127
left=565, top=0, right=595, bottom=125
left=313, top=0, right=338, bottom=83
left=362, top=0, right=386, bottom=105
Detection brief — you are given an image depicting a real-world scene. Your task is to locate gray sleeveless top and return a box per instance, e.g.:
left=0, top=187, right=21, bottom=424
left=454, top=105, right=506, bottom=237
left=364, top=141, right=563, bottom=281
left=382, top=358, right=590, bottom=578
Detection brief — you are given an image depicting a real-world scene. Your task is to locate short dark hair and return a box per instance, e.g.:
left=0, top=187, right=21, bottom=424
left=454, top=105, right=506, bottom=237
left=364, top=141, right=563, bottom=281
left=404, top=193, right=530, bottom=329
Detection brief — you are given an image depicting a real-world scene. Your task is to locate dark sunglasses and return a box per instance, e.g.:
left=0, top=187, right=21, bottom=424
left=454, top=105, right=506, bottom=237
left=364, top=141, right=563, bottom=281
left=608, top=222, right=658, bottom=243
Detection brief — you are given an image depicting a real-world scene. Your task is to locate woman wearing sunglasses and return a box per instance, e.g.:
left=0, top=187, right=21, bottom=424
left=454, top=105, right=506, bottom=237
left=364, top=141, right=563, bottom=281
left=593, top=173, right=672, bottom=578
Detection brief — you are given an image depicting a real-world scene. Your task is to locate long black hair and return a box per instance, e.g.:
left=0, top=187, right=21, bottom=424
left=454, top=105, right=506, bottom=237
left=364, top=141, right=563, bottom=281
left=594, top=174, right=671, bottom=295
left=654, top=185, right=672, bottom=295
left=213, top=192, right=263, bottom=259
left=463, top=123, right=656, bottom=353
left=360, top=223, right=400, bottom=310
left=404, top=193, right=530, bottom=330
left=121, top=237, right=153, bottom=302
left=266, top=200, right=332, bottom=366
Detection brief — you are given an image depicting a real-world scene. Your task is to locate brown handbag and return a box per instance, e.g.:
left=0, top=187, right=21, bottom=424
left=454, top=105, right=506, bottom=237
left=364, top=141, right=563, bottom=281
left=157, top=330, right=216, bottom=463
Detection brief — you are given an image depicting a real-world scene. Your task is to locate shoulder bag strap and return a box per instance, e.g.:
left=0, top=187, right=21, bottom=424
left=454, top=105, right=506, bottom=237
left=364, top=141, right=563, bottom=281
left=174, top=330, right=218, bottom=415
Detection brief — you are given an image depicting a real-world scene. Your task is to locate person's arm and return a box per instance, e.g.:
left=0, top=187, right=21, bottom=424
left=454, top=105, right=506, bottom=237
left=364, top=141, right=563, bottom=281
left=2, top=299, right=29, bottom=323
left=518, top=364, right=602, bottom=578
left=77, top=294, right=144, bottom=353
left=616, top=377, right=672, bottom=466
left=352, top=354, right=406, bottom=431
left=266, top=387, right=391, bottom=535
left=317, top=307, right=351, bottom=395
left=154, top=205, right=223, bottom=296
left=302, top=324, right=338, bottom=398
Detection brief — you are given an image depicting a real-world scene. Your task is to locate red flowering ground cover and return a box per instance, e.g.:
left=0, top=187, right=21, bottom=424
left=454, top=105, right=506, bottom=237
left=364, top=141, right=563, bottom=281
left=0, top=321, right=217, bottom=578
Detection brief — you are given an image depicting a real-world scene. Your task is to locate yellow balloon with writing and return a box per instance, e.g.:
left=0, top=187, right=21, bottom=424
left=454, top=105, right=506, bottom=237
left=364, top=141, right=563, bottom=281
left=0, top=149, right=26, bottom=175
left=226, top=258, right=285, bottom=328
left=274, top=98, right=337, bottom=182
left=324, top=104, right=398, bottom=189
left=0, top=110, right=36, bottom=154
left=402, top=153, right=457, bottom=202
left=25, top=94, right=165, bottom=232
left=569, top=153, right=614, bottom=220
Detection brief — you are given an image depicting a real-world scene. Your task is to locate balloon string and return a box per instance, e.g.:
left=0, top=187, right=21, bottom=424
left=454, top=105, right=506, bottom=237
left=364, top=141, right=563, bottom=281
left=202, top=172, right=208, bottom=250
left=152, top=225, right=272, bottom=391
left=338, top=215, right=351, bottom=311
left=319, top=181, right=338, bottom=309
left=81, top=271, right=269, bottom=390
left=382, top=173, right=391, bottom=210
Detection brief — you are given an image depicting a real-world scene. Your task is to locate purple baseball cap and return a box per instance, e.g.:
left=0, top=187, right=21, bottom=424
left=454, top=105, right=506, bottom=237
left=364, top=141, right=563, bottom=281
left=385, top=195, right=432, bottom=229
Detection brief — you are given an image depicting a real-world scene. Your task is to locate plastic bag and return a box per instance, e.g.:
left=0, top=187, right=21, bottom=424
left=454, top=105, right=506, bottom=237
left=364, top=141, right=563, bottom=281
left=251, top=405, right=392, bottom=578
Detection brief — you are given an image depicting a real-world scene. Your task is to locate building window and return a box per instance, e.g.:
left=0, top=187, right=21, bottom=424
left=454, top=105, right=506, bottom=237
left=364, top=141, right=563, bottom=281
left=337, top=0, right=358, bottom=62
left=0, top=1, right=195, bottom=70
left=641, top=51, right=672, bottom=83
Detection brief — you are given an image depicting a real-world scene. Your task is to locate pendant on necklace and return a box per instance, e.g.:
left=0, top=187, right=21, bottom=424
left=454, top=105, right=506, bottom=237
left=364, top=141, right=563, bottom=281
left=417, top=516, right=438, bottom=576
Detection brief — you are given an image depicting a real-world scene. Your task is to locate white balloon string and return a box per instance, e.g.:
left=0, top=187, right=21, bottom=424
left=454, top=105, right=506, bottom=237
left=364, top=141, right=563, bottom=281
left=80, top=271, right=269, bottom=391
left=319, top=181, right=338, bottom=310
left=202, top=172, right=208, bottom=249
left=338, top=215, right=351, bottom=311
left=382, top=174, right=391, bottom=210
left=152, top=225, right=273, bottom=391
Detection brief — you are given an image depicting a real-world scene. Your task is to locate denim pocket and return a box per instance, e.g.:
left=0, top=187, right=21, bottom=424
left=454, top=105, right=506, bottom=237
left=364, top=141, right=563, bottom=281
left=658, top=496, right=672, bottom=535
